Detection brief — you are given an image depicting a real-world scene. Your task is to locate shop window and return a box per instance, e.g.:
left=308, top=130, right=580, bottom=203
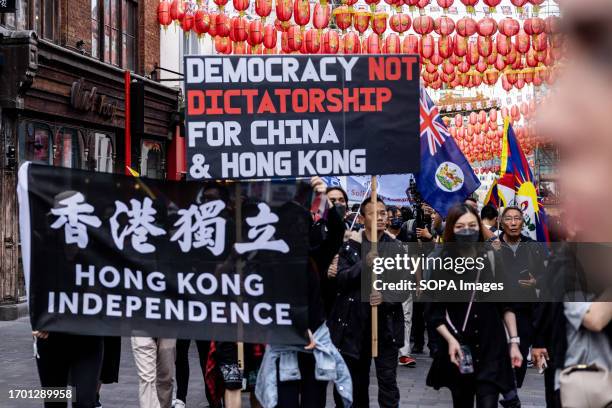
left=23, top=122, right=52, bottom=164
left=140, top=140, right=164, bottom=179
left=54, top=128, right=80, bottom=168
left=93, top=132, right=114, bottom=173
left=92, top=0, right=136, bottom=70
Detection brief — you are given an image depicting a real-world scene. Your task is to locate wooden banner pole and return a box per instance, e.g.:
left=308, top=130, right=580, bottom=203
left=235, top=183, right=245, bottom=375
left=370, top=176, right=379, bottom=358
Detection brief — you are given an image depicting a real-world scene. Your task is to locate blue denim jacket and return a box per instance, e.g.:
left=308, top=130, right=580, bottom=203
left=255, top=323, right=353, bottom=408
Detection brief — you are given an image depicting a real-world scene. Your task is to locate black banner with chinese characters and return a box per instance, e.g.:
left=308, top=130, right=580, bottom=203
left=17, top=163, right=311, bottom=344
left=0, top=0, right=16, bottom=13
left=184, top=54, right=420, bottom=180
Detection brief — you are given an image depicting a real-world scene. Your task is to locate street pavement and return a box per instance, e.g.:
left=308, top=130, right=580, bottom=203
left=0, top=317, right=546, bottom=407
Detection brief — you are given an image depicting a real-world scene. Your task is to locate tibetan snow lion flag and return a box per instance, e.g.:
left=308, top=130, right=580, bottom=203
left=417, top=88, right=480, bottom=217
left=498, top=119, right=550, bottom=242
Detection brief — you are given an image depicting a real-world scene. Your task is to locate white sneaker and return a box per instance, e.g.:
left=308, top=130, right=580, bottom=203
left=173, top=400, right=186, bottom=408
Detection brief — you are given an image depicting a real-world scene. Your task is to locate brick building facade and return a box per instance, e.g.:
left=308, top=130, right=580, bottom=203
left=0, top=0, right=180, bottom=316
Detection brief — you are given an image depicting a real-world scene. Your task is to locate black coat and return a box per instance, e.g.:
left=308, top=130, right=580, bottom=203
left=328, top=231, right=405, bottom=359
left=425, top=249, right=516, bottom=394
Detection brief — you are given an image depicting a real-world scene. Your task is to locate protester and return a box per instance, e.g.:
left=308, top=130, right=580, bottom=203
left=425, top=204, right=523, bottom=408
left=464, top=197, right=479, bottom=212
left=329, top=196, right=405, bottom=408
left=97, top=336, right=121, bottom=408
left=173, top=340, right=216, bottom=408
left=255, top=177, right=348, bottom=408
left=494, top=206, right=546, bottom=388
left=32, top=331, right=103, bottom=408
left=131, top=336, right=176, bottom=408
left=480, top=205, right=499, bottom=236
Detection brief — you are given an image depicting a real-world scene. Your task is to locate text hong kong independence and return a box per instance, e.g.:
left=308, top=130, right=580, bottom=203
left=184, top=55, right=420, bottom=180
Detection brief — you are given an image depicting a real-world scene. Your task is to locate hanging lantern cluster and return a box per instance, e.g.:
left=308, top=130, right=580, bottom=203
left=157, top=0, right=563, bottom=88
left=443, top=99, right=540, bottom=167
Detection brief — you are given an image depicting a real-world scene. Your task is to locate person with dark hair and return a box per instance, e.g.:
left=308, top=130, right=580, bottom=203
left=480, top=205, right=499, bottom=235
left=464, top=197, right=479, bottom=211
left=425, top=204, right=523, bottom=408
left=495, top=206, right=546, bottom=389
left=329, top=196, right=405, bottom=408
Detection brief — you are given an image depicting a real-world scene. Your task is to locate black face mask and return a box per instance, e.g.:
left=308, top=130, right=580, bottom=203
left=334, top=203, right=347, bottom=219
left=454, top=228, right=480, bottom=243
left=390, top=217, right=403, bottom=229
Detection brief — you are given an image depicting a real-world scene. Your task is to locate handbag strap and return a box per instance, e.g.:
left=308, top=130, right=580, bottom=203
left=446, top=268, right=482, bottom=335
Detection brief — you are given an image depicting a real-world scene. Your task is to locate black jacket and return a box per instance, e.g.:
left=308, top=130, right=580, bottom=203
left=496, top=233, right=547, bottom=305
left=425, top=248, right=516, bottom=394
left=328, top=231, right=405, bottom=359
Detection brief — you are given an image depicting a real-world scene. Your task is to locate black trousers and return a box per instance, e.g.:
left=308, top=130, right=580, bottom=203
left=175, top=339, right=213, bottom=404
left=35, top=333, right=104, bottom=408
left=334, top=345, right=400, bottom=408
left=451, top=388, right=499, bottom=408
left=411, top=302, right=426, bottom=350
left=515, top=309, right=534, bottom=388
left=276, top=353, right=328, bottom=408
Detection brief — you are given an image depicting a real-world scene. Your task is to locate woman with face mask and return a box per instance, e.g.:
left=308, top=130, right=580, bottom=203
left=424, top=204, right=523, bottom=408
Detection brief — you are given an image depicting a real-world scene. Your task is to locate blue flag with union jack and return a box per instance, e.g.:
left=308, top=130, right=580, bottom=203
left=417, top=88, right=480, bottom=217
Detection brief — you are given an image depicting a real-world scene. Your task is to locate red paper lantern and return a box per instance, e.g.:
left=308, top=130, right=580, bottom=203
left=234, top=0, right=250, bottom=16
left=364, top=32, right=381, bottom=53
left=477, top=35, right=492, bottom=57
left=494, top=53, right=506, bottom=71
left=287, top=25, right=303, bottom=51
left=181, top=11, right=194, bottom=33
left=477, top=17, right=497, bottom=37
left=417, top=0, right=431, bottom=10
left=390, top=14, right=411, bottom=35
left=169, top=0, right=185, bottom=22
left=482, top=0, right=501, bottom=13
left=281, top=31, right=291, bottom=53
left=305, top=28, right=321, bottom=53
left=194, top=9, right=210, bottom=35
left=234, top=41, right=247, bottom=54
left=323, top=29, right=340, bottom=53
left=436, top=0, right=454, bottom=13
left=230, top=17, right=248, bottom=42
left=438, top=35, right=454, bottom=59
left=247, top=20, right=264, bottom=50
left=456, top=17, right=477, bottom=37
left=402, top=34, right=419, bottom=54
left=365, top=0, right=381, bottom=12
left=343, top=31, right=361, bottom=54
left=215, top=36, right=232, bottom=53
left=529, top=0, right=545, bottom=13
left=256, top=0, right=273, bottom=21
left=434, top=16, right=455, bottom=36
left=466, top=40, right=479, bottom=65
left=498, top=17, right=519, bottom=37
left=263, top=24, right=277, bottom=48
left=215, top=13, right=230, bottom=37
left=157, top=1, right=172, bottom=27
left=460, top=0, right=479, bottom=14
left=545, top=16, right=560, bottom=34
left=353, top=10, right=371, bottom=35
left=524, top=17, right=545, bottom=36
left=371, top=12, right=388, bottom=36
left=313, top=4, right=330, bottom=30
left=403, top=0, right=419, bottom=10
left=276, top=0, right=293, bottom=22
left=385, top=0, right=403, bottom=11
left=453, top=34, right=468, bottom=57
left=213, top=0, right=229, bottom=11
left=443, top=60, right=455, bottom=74
left=420, top=34, right=435, bottom=60
left=294, top=0, right=310, bottom=28
left=514, top=29, right=530, bottom=54
left=333, top=6, right=353, bottom=32
left=384, top=33, right=401, bottom=53
left=413, top=16, right=434, bottom=36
